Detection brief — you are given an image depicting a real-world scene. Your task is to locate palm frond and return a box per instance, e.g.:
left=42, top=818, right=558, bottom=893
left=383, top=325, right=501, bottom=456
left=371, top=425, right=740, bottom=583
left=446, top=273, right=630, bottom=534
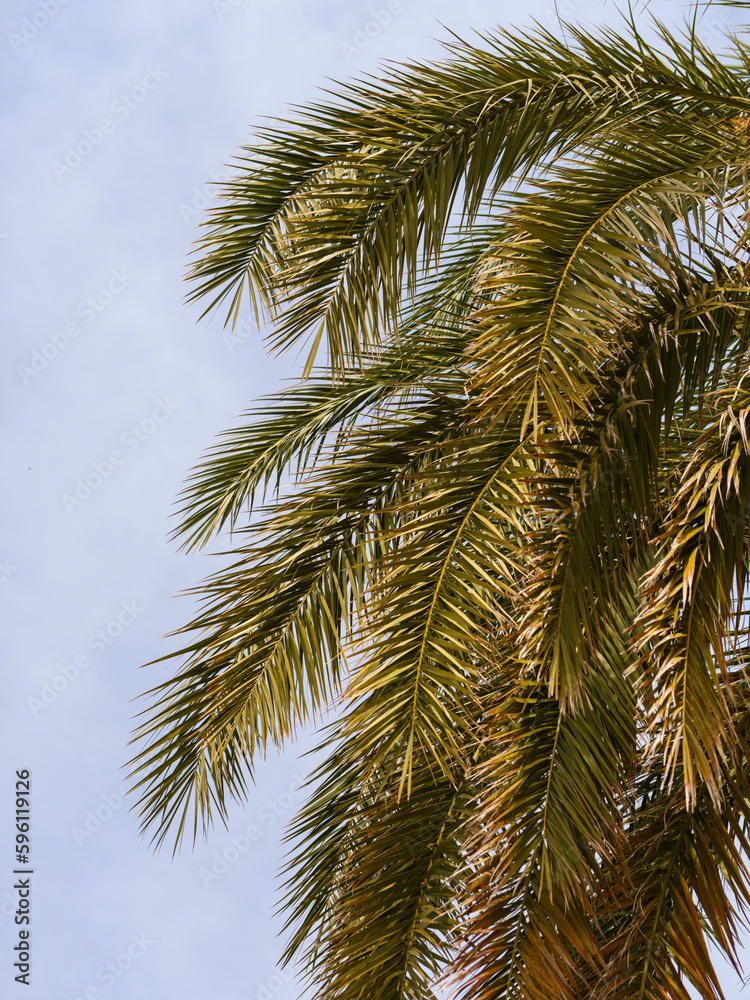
left=132, top=13, right=750, bottom=999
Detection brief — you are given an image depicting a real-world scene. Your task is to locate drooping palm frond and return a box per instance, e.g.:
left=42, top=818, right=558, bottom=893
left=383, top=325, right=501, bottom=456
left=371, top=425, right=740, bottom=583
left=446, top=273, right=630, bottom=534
left=281, top=731, right=471, bottom=1000
left=602, top=781, right=750, bottom=1000
left=131, top=11, right=750, bottom=998
left=635, top=369, right=750, bottom=808
left=452, top=584, right=639, bottom=1000
left=174, top=230, right=492, bottom=551
left=187, top=21, right=750, bottom=373
left=131, top=391, right=472, bottom=848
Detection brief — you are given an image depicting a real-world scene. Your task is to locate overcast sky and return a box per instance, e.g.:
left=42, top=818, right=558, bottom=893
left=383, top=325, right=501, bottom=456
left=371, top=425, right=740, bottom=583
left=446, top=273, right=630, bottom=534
left=2, top=1, right=748, bottom=999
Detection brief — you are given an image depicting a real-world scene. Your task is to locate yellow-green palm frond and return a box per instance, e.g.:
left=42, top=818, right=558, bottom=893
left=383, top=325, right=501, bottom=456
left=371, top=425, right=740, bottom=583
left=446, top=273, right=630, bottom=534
left=131, top=11, right=750, bottom=997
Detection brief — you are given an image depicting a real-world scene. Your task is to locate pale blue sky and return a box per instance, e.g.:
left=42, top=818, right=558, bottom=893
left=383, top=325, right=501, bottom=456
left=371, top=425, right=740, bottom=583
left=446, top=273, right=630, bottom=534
left=2, top=1, right=748, bottom=998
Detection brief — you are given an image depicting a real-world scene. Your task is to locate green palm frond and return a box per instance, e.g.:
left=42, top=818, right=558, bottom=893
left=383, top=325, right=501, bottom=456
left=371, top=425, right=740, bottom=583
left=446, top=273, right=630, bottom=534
left=600, top=760, right=750, bottom=1000
left=132, top=10, right=750, bottom=997
left=282, top=733, right=469, bottom=999
left=636, top=370, right=750, bottom=807
left=175, top=222, right=519, bottom=551
left=187, top=21, right=750, bottom=374
left=341, top=426, right=532, bottom=796
left=453, top=599, right=638, bottom=1000
left=471, top=124, right=750, bottom=433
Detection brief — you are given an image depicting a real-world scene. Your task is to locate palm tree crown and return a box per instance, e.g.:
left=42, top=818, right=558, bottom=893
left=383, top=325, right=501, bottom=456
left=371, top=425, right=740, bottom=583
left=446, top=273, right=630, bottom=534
left=130, top=13, right=750, bottom=1000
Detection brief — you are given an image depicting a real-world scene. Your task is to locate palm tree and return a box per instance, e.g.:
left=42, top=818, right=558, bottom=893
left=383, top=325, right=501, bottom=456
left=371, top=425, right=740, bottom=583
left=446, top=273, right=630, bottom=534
left=130, top=11, right=750, bottom=1000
